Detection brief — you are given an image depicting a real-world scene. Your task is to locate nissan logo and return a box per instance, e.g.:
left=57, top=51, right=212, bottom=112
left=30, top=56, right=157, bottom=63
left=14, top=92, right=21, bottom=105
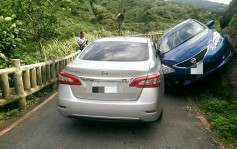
left=190, top=58, right=197, bottom=64
left=101, top=70, right=108, bottom=76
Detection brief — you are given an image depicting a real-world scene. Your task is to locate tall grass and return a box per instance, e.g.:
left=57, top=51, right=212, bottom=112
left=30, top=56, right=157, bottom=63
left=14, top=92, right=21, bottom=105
left=43, top=38, right=78, bottom=60
left=20, top=28, right=151, bottom=65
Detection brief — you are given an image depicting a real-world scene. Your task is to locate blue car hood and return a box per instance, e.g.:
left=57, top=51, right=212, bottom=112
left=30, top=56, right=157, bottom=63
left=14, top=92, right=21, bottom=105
left=160, top=29, right=212, bottom=65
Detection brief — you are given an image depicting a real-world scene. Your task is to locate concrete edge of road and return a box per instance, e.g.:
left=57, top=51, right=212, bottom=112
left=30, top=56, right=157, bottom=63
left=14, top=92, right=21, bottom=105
left=187, top=97, right=211, bottom=132
left=0, top=91, right=58, bottom=137
left=187, top=97, right=227, bottom=149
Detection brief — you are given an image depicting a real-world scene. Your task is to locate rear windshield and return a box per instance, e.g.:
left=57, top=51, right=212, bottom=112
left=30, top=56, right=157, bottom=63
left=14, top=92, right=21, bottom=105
left=79, top=41, right=149, bottom=61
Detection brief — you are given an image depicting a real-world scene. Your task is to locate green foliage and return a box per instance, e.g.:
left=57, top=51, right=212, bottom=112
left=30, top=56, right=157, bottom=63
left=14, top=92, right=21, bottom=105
left=26, top=85, right=54, bottom=106
left=220, top=0, right=237, bottom=49
left=91, top=3, right=116, bottom=25
left=0, top=0, right=58, bottom=40
left=228, top=13, right=237, bottom=29
left=168, top=0, right=228, bottom=15
left=0, top=0, right=220, bottom=68
left=7, top=109, right=19, bottom=116
left=0, top=15, right=24, bottom=67
left=93, top=0, right=218, bottom=34
left=197, top=93, right=237, bottom=145
left=43, top=38, right=78, bottom=60
left=209, top=113, right=237, bottom=143
left=230, top=0, right=237, bottom=7
left=220, top=0, right=237, bottom=29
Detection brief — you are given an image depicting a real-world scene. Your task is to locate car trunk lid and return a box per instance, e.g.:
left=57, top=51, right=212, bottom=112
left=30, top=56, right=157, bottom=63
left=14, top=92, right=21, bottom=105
left=64, top=60, right=150, bottom=101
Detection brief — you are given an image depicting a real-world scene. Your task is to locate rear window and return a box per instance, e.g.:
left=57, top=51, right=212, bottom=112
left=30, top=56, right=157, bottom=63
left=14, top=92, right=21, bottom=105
left=79, top=41, right=149, bottom=61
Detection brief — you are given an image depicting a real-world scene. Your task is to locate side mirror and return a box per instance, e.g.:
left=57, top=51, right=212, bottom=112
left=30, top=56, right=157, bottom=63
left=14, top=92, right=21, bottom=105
left=206, top=20, right=215, bottom=28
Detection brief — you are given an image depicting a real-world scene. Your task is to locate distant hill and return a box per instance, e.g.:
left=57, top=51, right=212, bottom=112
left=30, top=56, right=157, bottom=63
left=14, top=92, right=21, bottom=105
left=0, top=0, right=220, bottom=38
left=93, top=0, right=218, bottom=34
left=168, top=0, right=228, bottom=15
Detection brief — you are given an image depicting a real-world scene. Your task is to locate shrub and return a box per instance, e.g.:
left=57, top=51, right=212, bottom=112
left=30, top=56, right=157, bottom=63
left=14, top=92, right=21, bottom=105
left=7, top=109, right=19, bottom=116
left=209, top=113, right=237, bottom=143
left=204, top=98, right=229, bottom=113
left=0, top=15, right=25, bottom=68
left=197, top=93, right=237, bottom=145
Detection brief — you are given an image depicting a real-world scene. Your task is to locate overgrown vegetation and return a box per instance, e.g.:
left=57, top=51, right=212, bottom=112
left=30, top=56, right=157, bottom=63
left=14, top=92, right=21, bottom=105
left=220, top=0, right=237, bottom=49
left=0, top=0, right=219, bottom=68
left=93, top=0, right=219, bottom=33
left=0, top=15, right=25, bottom=68
left=197, top=92, right=237, bottom=146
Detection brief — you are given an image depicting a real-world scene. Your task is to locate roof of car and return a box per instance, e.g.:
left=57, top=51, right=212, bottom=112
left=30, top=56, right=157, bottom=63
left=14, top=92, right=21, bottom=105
left=94, top=36, right=149, bottom=43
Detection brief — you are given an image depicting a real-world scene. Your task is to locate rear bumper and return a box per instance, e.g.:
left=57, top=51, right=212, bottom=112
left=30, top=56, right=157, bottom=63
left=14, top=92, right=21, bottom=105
left=57, top=84, right=164, bottom=122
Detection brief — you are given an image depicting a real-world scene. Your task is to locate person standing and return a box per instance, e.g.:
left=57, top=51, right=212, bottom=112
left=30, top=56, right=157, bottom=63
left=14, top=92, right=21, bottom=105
left=77, top=31, right=88, bottom=50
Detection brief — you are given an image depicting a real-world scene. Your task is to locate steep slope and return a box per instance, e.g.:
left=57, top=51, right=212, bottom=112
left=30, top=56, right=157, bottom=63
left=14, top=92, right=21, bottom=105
left=168, top=0, right=227, bottom=15
left=220, top=0, right=237, bottom=48
left=92, top=0, right=218, bottom=34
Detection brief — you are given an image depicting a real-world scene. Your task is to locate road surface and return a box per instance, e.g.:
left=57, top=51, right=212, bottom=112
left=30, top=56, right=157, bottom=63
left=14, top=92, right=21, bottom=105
left=0, top=92, right=216, bottom=149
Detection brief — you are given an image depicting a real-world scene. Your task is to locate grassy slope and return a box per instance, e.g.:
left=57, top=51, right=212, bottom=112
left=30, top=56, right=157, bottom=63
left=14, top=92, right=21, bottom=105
left=93, top=0, right=218, bottom=33
left=168, top=0, right=227, bottom=15
left=220, top=0, right=237, bottom=49
left=0, top=0, right=219, bottom=65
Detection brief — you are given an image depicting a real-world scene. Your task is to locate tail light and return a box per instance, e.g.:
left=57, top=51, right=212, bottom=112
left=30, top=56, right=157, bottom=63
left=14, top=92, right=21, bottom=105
left=58, top=71, right=81, bottom=85
left=129, top=73, right=161, bottom=88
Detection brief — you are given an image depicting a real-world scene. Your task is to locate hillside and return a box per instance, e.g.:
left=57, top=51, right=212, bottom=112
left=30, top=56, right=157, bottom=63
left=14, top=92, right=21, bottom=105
left=220, top=0, right=237, bottom=48
left=93, top=0, right=218, bottom=33
left=0, top=0, right=219, bottom=67
left=168, top=0, right=227, bottom=16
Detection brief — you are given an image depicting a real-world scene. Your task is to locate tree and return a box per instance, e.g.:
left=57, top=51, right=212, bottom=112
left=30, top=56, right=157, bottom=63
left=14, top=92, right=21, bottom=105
left=0, top=0, right=58, bottom=60
left=0, top=15, right=24, bottom=68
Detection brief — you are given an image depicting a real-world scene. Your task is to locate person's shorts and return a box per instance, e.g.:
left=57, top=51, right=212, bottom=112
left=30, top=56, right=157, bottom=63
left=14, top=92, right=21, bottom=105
left=80, top=45, right=86, bottom=50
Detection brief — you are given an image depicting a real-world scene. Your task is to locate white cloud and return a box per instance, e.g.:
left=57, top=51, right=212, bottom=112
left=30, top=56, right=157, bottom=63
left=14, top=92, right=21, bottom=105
left=207, top=0, right=232, bottom=5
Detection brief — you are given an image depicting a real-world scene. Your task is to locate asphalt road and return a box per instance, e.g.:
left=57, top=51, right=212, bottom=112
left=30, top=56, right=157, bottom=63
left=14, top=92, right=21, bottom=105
left=0, top=93, right=216, bottom=149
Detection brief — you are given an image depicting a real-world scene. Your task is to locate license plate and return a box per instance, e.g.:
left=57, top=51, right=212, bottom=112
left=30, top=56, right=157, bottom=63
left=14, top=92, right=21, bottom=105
left=92, top=82, right=117, bottom=93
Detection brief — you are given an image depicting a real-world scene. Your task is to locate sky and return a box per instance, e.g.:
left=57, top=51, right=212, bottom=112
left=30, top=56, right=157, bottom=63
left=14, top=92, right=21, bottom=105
left=207, top=0, right=232, bottom=4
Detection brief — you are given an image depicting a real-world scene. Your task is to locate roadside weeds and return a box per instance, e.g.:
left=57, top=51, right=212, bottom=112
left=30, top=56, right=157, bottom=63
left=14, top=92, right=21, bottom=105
left=187, top=96, right=236, bottom=149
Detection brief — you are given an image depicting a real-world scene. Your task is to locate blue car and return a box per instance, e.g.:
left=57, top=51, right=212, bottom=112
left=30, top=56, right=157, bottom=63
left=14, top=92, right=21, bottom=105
left=158, top=19, right=235, bottom=86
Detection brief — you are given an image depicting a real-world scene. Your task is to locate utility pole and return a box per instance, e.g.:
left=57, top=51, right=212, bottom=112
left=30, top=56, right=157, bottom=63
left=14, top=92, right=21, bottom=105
left=117, top=0, right=125, bottom=36
left=121, top=0, right=124, bottom=14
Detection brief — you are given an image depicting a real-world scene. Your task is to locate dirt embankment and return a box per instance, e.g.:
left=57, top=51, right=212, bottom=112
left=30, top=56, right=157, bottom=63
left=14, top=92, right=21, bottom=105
left=219, top=58, right=237, bottom=101
left=215, top=2, right=237, bottom=101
